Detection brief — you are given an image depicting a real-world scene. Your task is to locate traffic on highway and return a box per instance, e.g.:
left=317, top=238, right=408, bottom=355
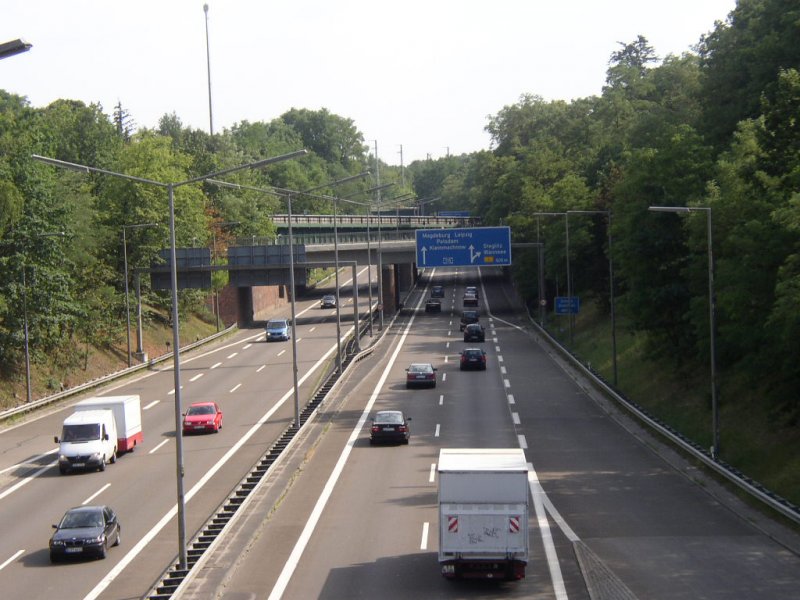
left=0, top=266, right=798, bottom=600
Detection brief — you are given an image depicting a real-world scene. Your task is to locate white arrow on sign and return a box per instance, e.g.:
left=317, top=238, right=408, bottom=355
left=421, top=246, right=428, bottom=265
left=469, top=244, right=481, bottom=263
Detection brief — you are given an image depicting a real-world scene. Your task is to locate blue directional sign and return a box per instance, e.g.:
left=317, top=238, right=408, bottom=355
left=554, top=296, right=580, bottom=315
left=416, top=226, right=512, bottom=268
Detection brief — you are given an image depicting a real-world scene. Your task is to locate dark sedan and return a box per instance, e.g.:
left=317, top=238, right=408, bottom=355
left=49, top=505, right=120, bottom=562
left=463, top=323, right=485, bottom=342
left=460, top=348, right=487, bottom=370
left=459, top=310, right=480, bottom=331
left=370, top=410, right=411, bottom=444
left=406, top=363, right=437, bottom=388
left=425, top=298, right=442, bottom=313
left=431, top=285, right=445, bottom=298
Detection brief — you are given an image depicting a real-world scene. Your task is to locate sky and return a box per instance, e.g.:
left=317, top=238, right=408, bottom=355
left=2, top=0, right=738, bottom=165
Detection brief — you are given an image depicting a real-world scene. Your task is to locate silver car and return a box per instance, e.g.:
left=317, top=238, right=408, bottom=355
left=265, top=319, right=290, bottom=341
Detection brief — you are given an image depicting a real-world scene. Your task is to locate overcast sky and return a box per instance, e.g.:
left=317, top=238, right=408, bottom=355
left=2, top=0, right=737, bottom=165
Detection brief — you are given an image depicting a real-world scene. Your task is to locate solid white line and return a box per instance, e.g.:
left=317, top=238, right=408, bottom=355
left=420, top=522, right=430, bottom=550
left=0, top=550, right=24, bottom=572
left=227, top=353, right=238, bottom=359
left=512, top=412, right=521, bottom=425
left=230, top=383, right=242, bottom=393
left=210, top=362, right=222, bottom=369
left=84, top=327, right=348, bottom=600
left=148, top=439, right=170, bottom=455
left=528, top=462, right=570, bottom=599
left=143, top=400, right=159, bottom=410
left=0, top=448, right=57, bottom=476
left=83, top=483, right=111, bottom=505
left=257, top=365, right=266, bottom=373
left=518, top=435, right=528, bottom=449
left=429, top=463, right=437, bottom=483
left=508, top=394, right=515, bottom=405
left=434, top=424, right=441, bottom=437
left=0, top=461, right=57, bottom=501
left=190, top=373, right=204, bottom=382
left=267, top=283, right=429, bottom=600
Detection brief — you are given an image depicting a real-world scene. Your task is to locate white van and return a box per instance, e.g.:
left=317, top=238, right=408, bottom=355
left=55, top=409, right=118, bottom=474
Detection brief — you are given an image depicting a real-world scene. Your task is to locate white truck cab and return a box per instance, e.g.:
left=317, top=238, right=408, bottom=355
left=55, top=409, right=118, bottom=474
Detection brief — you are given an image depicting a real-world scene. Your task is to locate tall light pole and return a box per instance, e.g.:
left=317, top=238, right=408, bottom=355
left=33, top=149, right=306, bottom=571
left=123, top=223, right=158, bottom=367
left=649, top=205, right=719, bottom=459
left=371, top=140, right=385, bottom=330
left=568, top=210, right=617, bottom=386
left=203, top=4, right=214, bottom=136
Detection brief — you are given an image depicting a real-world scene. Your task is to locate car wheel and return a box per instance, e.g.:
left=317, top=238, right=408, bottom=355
left=110, top=448, right=117, bottom=464
left=369, top=438, right=375, bottom=445
left=403, top=438, right=410, bottom=445
left=98, top=541, right=107, bottom=559
left=99, top=457, right=106, bottom=472
left=113, top=527, right=121, bottom=547
left=59, top=466, right=68, bottom=475
left=50, top=553, right=59, bottom=564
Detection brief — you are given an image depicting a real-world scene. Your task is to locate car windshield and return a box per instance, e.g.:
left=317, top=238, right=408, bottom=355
left=267, top=320, right=286, bottom=329
left=409, top=364, right=432, bottom=373
left=187, top=405, right=215, bottom=415
left=464, top=350, right=482, bottom=358
left=61, top=510, right=103, bottom=529
left=60, top=423, right=101, bottom=442
left=375, top=412, right=404, bottom=424
left=462, top=311, right=478, bottom=318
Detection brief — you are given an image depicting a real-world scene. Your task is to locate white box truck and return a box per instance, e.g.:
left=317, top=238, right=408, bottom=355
left=55, top=395, right=142, bottom=474
left=438, top=448, right=530, bottom=580
left=73, top=395, right=143, bottom=452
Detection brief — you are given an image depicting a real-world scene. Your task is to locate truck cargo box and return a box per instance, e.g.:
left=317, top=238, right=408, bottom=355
left=74, top=395, right=142, bottom=452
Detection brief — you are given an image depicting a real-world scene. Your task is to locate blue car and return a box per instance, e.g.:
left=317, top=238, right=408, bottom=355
left=265, top=319, right=290, bottom=342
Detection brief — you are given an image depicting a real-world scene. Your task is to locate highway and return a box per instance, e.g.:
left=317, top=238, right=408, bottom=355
left=182, top=267, right=800, bottom=600
left=2, top=265, right=799, bottom=600
left=0, top=267, right=373, bottom=600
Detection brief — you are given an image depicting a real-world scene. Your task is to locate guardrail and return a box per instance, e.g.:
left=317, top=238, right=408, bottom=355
left=0, top=325, right=238, bottom=423
left=526, top=309, right=800, bottom=526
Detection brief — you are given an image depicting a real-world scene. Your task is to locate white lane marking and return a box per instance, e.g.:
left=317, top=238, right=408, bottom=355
left=83, top=483, right=111, bottom=505
left=439, top=394, right=444, bottom=406
left=189, top=373, right=204, bottom=382
left=149, top=439, right=170, bottom=454
left=227, top=353, right=238, bottom=359
left=0, top=448, right=58, bottom=476
left=267, top=284, right=430, bottom=600
left=243, top=344, right=252, bottom=350
left=309, top=327, right=316, bottom=333
left=434, top=424, right=441, bottom=437
left=211, top=362, right=222, bottom=369
left=0, top=550, right=24, bottom=572
left=230, top=383, right=242, bottom=393
left=84, top=327, right=348, bottom=600
left=0, top=460, right=57, bottom=501
left=429, top=463, right=437, bottom=483
left=508, top=394, right=516, bottom=405
left=528, top=462, right=570, bottom=598
left=512, top=412, right=521, bottom=425
left=143, top=400, right=159, bottom=410
left=420, top=522, right=430, bottom=550
left=495, top=345, right=501, bottom=352
left=257, top=365, right=266, bottom=373
left=500, top=366, right=507, bottom=375
left=446, top=341, right=450, bottom=349
left=277, top=349, right=286, bottom=357
left=518, top=435, right=528, bottom=449
left=444, top=356, right=449, bottom=363
left=442, top=373, right=447, bottom=382
left=504, top=379, right=511, bottom=388
left=498, top=355, right=504, bottom=363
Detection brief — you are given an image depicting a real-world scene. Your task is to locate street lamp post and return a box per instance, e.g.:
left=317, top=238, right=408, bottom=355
left=203, top=4, right=214, bottom=136
left=33, top=149, right=306, bottom=571
left=0, top=38, right=31, bottom=59
left=649, top=205, right=719, bottom=458
left=123, top=223, right=158, bottom=367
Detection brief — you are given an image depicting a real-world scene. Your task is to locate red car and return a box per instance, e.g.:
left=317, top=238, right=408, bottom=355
left=182, top=402, right=223, bottom=434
